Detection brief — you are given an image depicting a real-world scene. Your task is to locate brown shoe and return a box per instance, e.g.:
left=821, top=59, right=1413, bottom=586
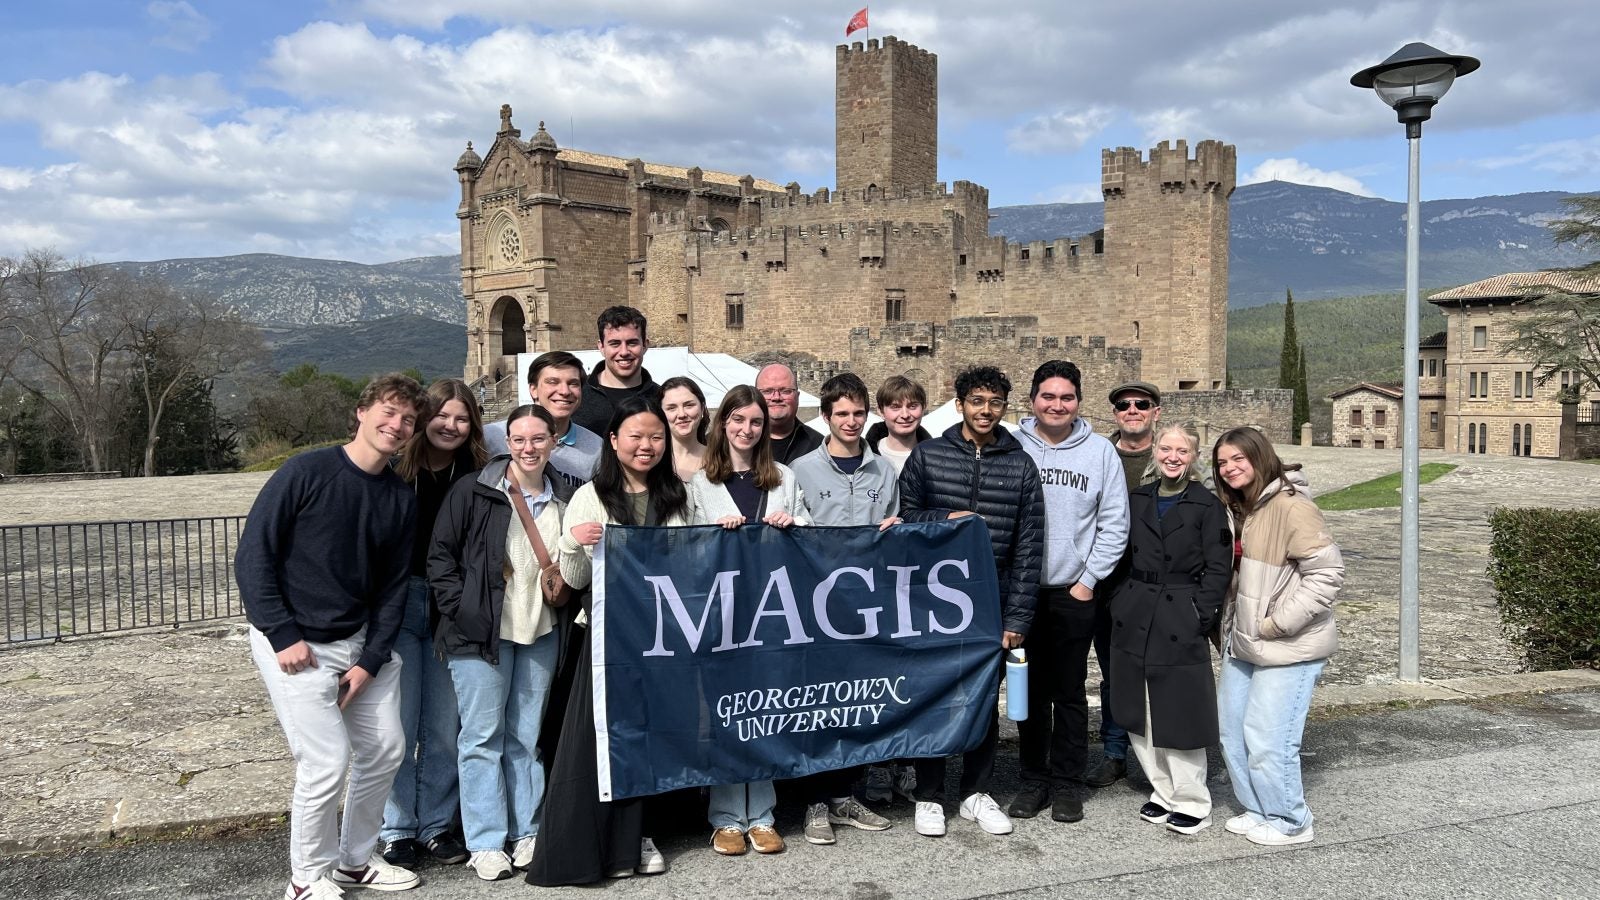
left=747, top=824, right=785, bottom=854
left=711, top=826, right=748, bottom=856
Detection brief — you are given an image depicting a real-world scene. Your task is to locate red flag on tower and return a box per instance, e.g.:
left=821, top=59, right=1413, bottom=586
left=846, top=7, right=868, bottom=37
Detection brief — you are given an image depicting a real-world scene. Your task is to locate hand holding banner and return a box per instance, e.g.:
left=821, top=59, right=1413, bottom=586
left=592, top=516, right=1001, bottom=800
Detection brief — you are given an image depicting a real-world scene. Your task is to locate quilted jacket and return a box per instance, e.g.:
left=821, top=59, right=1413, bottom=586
left=897, top=423, right=1043, bottom=635
left=1224, top=475, right=1344, bottom=666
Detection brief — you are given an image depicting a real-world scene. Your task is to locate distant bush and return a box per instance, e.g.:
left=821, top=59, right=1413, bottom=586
left=1487, top=507, right=1600, bottom=671
left=242, top=440, right=344, bottom=473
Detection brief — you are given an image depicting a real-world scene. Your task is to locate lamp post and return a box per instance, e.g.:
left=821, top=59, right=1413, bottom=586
left=1351, top=43, right=1479, bottom=682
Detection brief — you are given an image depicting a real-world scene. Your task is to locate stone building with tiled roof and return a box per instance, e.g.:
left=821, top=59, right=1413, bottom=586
left=1328, top=382, right=1408, bottom=450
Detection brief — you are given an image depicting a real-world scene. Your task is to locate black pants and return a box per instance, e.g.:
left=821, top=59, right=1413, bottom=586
left=799, top=767, right=861, bottom=804
left=913, top=703, right=999, bottom=802
left=1017, top=587, right=1100, bottom=790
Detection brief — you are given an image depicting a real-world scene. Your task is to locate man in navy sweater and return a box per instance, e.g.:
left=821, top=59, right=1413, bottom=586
left=237, top=373, right=427, bottom=899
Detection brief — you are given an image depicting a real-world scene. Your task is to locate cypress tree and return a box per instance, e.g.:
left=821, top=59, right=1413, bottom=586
left=1279, top=288, right=1304, bottom=427
left=1295, top=342, right=1311, bottom=433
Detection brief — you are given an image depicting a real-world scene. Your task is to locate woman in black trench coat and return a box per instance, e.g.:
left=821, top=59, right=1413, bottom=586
left=1109, top=422, right=1233, bottom=835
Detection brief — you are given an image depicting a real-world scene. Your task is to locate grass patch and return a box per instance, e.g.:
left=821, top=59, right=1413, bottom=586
left=241, top=440, right=344, bottom=473
left=1315, top=463, right=1458, bottom=511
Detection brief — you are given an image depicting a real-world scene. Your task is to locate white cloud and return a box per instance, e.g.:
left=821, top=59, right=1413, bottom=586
left=1475, top=135, right=1600, bottom=177
left=147, top=1, right=213, bottom=52
left=1006, top=107, right=1112, bottom=156
left=1241, top=158, right=1376, bottom=196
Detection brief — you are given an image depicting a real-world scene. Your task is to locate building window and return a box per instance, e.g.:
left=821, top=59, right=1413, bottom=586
left=1527, top=370, right=1536, bottom=397
left=1562, top=371, right=1572, bottom=390
left=1441, top=362, right=1447, bottom=378
left=725, top=294, right=745, bottom=329
left=958, top=254, right=967, bottom=266
left=1524, top=423, right=1534, bottom=457
left=1429, top=411, right=1439, bottom=431
left=1045, top=246, right=1054, bottom=258
left=1514, top=371, right=1524, bottom=398
left=1350, top=408, right=1363, bottom=427
left=1468, top=423, right=1477, bottom=454
left=1374, top=408, right=1387, bottom=428
left=1469, top=372, right=1479, bottom=398
left=1351, top=437, right=1362, bottom=448
left=885, top=290, right=905, bottom=322
left=1418, top=358, right=1425, bottom=377
left=1473, top=325, right=1487, bottom=349
left=1429, top=358, right=1438, bottom=377
left=1374, top=438, right=1386, bottom=450
left=1093, top=237, right=1104, bottom=254
left=1512, top=423, right=1521, bottom=457
left=1480, top=422, right=1490, bottom=453
left=1019, top=248, right=1030, bottom=261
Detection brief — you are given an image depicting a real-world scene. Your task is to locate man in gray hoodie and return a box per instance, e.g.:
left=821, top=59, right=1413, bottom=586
left=1010, top=360, right=1130, bottom=825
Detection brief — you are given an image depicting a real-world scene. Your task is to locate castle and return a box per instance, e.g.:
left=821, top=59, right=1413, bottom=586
left=453, top=36, right=1274, bottom=432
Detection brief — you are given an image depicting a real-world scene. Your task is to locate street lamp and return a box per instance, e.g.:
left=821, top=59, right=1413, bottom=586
left=1351, top=43, right=1479, bottom=683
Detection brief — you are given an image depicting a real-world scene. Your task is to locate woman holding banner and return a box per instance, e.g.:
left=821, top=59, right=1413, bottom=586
left=689, top=384, right=811, bottom=856
left=428, top=404, right=567, bottom=881
left=524, top=395, right=689, bottom=885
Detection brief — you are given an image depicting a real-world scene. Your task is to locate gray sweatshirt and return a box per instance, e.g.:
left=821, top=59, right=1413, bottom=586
left=788, top=443, right=900, bottom=526
left=1016, top=415, right=1130, bottom=590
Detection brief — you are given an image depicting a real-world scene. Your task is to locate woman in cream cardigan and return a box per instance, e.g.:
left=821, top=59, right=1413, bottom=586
left=427, top=404, right=566, bottom=881
left=688, top=384, right=810, bottom=857
left=525, top=395, right=690, bottom=886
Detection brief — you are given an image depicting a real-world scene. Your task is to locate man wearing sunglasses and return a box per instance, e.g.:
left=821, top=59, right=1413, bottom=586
left=1108, top=381, right=1162, bottom=493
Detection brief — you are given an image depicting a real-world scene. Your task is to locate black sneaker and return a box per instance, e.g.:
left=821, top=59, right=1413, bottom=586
left=1007, top=782, right=1050, bottom=819
left=1051, top=795, right=1084, bottom=823
left=380, top=838, right=419, bottom=870
left=424, top=831, right=470, bottom=865
left=1166, top=812, right=1212, bottom=835
left=1138, top=801, right=1170, bottom=824
left=1085, top=757, right=1127, bottom=788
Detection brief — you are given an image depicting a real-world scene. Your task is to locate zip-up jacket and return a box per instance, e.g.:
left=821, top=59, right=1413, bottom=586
left=897, top=423, right=1043, bottom=635
left=1224, top=474, right=1343, bottom=666
left=571, top=362, right=662, bottom=437
left=789, top=443, right=900, bottom=526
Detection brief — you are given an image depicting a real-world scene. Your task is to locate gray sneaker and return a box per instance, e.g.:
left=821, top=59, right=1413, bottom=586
left=862, top=766, right=893, bottom=803
left=829, top=796, right=891, bottom=831
left=803, top=802, right=836, bottom=845
left=892, top=765, right=918, bottom=802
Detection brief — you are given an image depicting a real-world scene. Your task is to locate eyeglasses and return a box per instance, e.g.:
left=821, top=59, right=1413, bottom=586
left=961, top=397, right=1008, bottom=411
left=759, top=388, right=797, bottom=398
left=1113, top=398, right=1155, bottom=412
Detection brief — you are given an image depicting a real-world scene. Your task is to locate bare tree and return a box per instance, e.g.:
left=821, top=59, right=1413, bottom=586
left=115, top=279, right=267, bottom=476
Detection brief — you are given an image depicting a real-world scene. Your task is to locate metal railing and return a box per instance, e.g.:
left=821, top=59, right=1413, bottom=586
left=1, top=516, right=246, bottom=647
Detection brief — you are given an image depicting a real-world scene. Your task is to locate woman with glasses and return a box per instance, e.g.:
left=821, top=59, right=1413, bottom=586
left=689, top=384, right=810, bottom=856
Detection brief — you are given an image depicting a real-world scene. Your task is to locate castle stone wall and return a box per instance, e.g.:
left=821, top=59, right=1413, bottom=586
left=836, top=37, right=937, bottom=192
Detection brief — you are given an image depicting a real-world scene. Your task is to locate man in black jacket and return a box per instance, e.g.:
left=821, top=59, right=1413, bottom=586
left=571, top=306, right=662, bottom=436
left=898, top=365, right=1043, bottom=840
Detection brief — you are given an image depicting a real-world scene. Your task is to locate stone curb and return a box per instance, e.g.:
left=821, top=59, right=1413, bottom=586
left=5, top=668, right=1598, bottom=858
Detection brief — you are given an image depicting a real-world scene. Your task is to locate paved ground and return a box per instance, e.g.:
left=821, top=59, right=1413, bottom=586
left=4, top=686, right=1598, bottom=899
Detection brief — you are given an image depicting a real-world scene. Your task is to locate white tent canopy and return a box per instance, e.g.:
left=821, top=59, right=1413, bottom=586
left=515, top=347, right=821, bottom=413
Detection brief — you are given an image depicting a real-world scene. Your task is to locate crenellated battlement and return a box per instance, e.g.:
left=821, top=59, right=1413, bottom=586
left=1102, top=139, right=1237, bottom=196
left=835, top=35, right=936, bottom=65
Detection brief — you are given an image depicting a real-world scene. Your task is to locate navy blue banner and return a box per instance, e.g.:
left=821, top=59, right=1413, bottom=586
left=592, top=517, right=1002, bottom=801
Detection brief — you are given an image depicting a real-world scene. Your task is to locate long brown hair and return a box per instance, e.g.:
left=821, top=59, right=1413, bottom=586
left=394, top=378, right=487, bottom=483
left=1212, top=426, right=1298, bottom=517
left=703, top=384, right=781, bottom=490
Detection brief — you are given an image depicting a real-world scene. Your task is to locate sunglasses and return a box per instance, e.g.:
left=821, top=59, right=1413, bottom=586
left=1113, top=398, right=1155, bottom=411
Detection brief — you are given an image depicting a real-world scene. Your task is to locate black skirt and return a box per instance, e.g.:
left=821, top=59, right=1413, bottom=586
left=524, top=630, right=644, bottom=886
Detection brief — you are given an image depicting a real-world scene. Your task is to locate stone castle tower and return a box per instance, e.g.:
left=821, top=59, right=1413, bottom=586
left=454, top=36, right=1239, bottom=418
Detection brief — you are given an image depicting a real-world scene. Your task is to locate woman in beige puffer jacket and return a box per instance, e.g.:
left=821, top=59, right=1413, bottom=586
left=1212, top=427, right=1343, bottom=849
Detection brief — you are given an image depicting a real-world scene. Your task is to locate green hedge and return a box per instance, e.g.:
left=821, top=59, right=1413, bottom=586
left=1487, top=507, right=1600, bottom=671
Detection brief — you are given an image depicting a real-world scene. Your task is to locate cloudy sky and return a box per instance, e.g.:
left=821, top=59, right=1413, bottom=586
left=1, top=1, right=1596, bottom=264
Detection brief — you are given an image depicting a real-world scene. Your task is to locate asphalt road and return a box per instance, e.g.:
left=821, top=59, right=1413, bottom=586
left=5, top=691, right=1599, bottom=899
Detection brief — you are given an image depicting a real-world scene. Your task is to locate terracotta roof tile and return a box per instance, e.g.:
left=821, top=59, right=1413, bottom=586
left=1428, top=271, right=1600, bottom=302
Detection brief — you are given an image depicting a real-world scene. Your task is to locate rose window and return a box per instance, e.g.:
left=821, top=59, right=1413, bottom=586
left=499, top=226, right=521, bottom=267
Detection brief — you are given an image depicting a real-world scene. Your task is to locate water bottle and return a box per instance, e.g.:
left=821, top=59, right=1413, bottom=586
left=1005, top=648, right=1029, bottom=721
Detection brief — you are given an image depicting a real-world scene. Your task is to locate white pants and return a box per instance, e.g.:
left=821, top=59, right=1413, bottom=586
left=1128, top=685, right=1211, bottom=819
left=250, top=627, right=405, bottom=884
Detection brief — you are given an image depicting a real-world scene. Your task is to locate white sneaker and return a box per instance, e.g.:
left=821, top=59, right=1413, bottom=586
left=329, top=855, right=420, bottom=891
left=1245, top=822, right=1315, bottom=846
left=468, top=850, right=514, bottom=881
left=285, top=877, right=345, bottom=900
left=510, top=836, right=537, bottom=869
left=914, top=801, right=946, bottom=837
left=1225, top=812, right=1263, bottom=835
left=959, top=792, right=1014, bottom=835
left=636, top=837, right=668, bottom=875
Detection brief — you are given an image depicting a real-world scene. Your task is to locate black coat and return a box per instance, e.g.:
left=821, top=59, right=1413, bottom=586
left=1108, top=480, right=1232, bottom=750
left=898, top=423, right=1043, bottom=635
left=427, top=459, right=576, bottom=666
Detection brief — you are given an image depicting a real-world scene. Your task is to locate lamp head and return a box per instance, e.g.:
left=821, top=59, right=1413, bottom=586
left=1351, top=42, right=1480, bottom=136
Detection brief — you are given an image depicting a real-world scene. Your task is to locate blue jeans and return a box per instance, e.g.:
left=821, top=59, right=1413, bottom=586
left=708, top=781, right=776, bottom=831
left=381, top=577, right=460, bottom=843
left=1217, top=652, right=1324, bottom=835
left=448, top=631, right=559, bottom=852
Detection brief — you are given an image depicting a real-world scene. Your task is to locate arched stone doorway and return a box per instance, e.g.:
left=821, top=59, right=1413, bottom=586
left=486, top=296, right=527, bottom=383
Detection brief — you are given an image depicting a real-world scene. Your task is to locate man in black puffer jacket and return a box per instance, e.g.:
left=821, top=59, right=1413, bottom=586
left=898, top=365, right=1043, bottom=841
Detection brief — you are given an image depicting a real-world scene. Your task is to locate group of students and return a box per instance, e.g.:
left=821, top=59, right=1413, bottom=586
left=237, top=305, right=1344, bottom=900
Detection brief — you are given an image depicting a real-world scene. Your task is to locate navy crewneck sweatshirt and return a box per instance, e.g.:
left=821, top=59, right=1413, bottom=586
left=236, top=446, right=416, bottom=676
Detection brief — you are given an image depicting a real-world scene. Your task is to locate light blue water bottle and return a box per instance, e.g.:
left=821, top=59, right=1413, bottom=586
left=1005, top=648, right=1029, bottom=721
